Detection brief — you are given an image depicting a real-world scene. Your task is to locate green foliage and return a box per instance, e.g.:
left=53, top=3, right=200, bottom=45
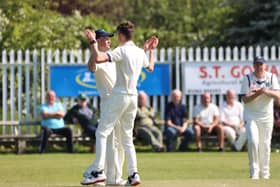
left=223, top=0, right=280, bottom=46
left=0, top=0, right=112, bottom=50
left=125, top=0, right=235, bottom=47
left=1, top=0, right=280, bottom=49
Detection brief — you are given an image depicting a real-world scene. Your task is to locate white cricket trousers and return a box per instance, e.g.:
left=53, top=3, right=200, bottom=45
left=84, top=96, right=124, bottom=183
left=92, top=94, right=138, bottom=176
left=245, top=118, right=273, bottom=178
left=224, top=126, right=247, bottom=151
left=105, top=120, right=125, bottom=183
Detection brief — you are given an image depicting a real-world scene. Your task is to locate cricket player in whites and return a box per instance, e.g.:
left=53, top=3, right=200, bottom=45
left=241, top=56, right=280, bottom=179
left=82, top=21, right=158, bottom=186
left=81, top=29, right=125, bottom=186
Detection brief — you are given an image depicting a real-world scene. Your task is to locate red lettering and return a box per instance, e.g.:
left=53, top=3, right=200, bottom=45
left=242, top=65, right=253, bottom=76
left=199, top=66, right=207, bottom=78
left=213, top=66, right=221, bottom=78
left=230, top=65, right=240, bottom=78
left=270, top=65, right=279, bottom=77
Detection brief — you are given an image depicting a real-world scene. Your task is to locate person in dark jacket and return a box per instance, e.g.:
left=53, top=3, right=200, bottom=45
left=64, top=93, right=99, bottom=138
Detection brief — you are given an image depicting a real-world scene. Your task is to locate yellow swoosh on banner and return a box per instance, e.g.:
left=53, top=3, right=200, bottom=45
left=140, top=71, right=146, bottom=82
left=75, top=75, right=97, bottom=89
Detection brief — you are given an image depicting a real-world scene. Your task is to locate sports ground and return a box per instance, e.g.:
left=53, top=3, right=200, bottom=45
left=0, top=152, right=279, bottom=187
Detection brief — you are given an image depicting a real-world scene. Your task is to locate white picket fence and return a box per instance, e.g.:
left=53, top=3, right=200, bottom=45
left=1, top=46, right=280, bottom=135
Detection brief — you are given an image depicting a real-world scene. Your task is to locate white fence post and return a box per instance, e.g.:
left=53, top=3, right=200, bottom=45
left=181, top=48, right=186, bottom=105
left=55, top=49, right=60, bottom=64
left=9, top=50, right=15, bottom=122
left=248, top=46, right=254, bottom=61
left=218, top=47, right=223, bottom=62
left=255, top=46, right=261, bottom=57
left=159, top=48, right=166, bottom=120
left=167, top=48, right=173, bottom=102
left=47, top=49, right=52, bottom=89
left=175, top=47, right=180, bottom=90
left=210, top=47, right=216, bottom=61
left=240, top=46, right=246, bottom=61
left=2, top=50, right=7, bottom=134
left=17, top=50, right=23, bottom=134
left=271, top=46, right=276, bottom=60
left=187, top=47, right=194, bottom=119
left=263, top=46, right=269, bottom=60
left=9, top=50, right=16, bottom=135
left=203, top=47, right=209, bottom=62
left=278, top=47, right=280, bottom=60
left=25, top=50, right=31, bottom=133
left=41, top=48, right=45, bottom=104
left=233, top=47, right=239, bottom=61
left=33, top=50, right=38, bottom=133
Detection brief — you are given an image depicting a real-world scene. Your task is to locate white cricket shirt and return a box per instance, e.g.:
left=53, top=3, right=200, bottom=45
left=193, top=103, right=220, bottom=125
left=240, top=71, right=279, bottom=121
left=220, top=101, right=243, bottom=127
left=107, top=41, right=149, bottom=95
left=93, top=62, right=116, bottom=98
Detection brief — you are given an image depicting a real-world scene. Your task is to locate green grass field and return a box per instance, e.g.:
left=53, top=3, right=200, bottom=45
left=0, top=152, right=279, bottom=187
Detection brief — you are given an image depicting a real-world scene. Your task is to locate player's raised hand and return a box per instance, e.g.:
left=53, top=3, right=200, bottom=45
left=144, top=36, right=159, bottom=51
left=144, top=37, right=154, bottom=51
left=84, top=29, right=96, bottom=43
left=149, top=36, right=159, bottom=50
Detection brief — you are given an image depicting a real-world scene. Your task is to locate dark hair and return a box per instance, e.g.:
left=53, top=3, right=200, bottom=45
left=116, top=21, right=135, bottom=40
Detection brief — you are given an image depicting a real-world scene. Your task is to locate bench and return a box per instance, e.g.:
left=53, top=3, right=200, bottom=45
left=0, top=121, right=95, bottom=154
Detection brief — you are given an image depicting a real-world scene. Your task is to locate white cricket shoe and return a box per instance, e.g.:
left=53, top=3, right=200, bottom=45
left=250, top=175, right=259, bottom=180
left=80, top=170, right=106, bottom=185
left=126, top=172, right=141, bottom=186
left=261, top=175, right=270, bottom=180
left=93, top=182, right=105, bottom=186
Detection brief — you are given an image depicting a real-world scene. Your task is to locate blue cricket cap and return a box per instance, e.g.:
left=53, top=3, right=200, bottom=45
left=95, top=29, right=114, bottom=39
left=254, top=56, right=266, bottom=64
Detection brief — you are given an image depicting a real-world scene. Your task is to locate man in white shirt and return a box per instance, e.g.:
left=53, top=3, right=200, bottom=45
left=221, top=89, right=246, bottom=151
left=83, top=21, right=157, bottom=186
left=81, top=29, right=125, bottom=186
left=193, top=92, right=224, bottom=152
left=241, top=56, right=280, bottom=180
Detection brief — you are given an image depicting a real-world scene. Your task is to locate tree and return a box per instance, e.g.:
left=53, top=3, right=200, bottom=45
left=223, top=0, right=280, bottom=46
left=0, top=0, right=113, bottom=50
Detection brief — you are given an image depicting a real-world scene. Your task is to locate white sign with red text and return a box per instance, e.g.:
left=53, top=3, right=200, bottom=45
left=182, top=62, right=280, bottom=95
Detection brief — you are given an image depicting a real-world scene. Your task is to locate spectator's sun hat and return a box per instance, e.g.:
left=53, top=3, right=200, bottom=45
left=95, top=29, right=114, bottom=39
left=78, top=93, right=88, bottom=100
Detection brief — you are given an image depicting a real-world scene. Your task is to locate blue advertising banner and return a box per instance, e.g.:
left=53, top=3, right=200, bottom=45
left=50, top=63, right=170, bottom=97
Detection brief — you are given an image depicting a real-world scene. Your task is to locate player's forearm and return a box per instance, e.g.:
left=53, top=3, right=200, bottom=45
left=91, top=43, right=108, bottom=63
left=242, top=92, right=261, bottom=103
left=87, top=54, right=96, bottom=72
left=146, top=50, right=154, bottom=72
left=264, top=89, right=280, bottom=99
